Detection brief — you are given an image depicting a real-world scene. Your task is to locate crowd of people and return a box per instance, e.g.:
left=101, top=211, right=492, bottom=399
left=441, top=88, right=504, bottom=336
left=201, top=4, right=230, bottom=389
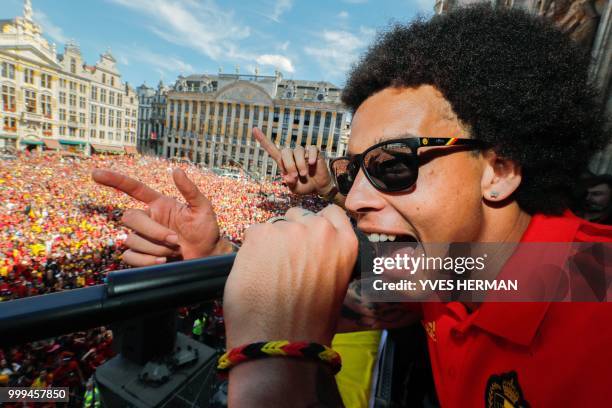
left=0, top=152, right=326, bottom=405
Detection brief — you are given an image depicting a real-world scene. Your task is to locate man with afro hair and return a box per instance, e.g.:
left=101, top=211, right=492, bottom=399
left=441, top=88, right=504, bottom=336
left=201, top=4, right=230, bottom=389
left=220, top=5, right=612, bottom=407
left=94, top=4, right=612, bottom=407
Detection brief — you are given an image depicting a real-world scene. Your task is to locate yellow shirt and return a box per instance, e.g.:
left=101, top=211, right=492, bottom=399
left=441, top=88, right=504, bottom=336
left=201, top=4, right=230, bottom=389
left=332, top=330, right=382, bottom=408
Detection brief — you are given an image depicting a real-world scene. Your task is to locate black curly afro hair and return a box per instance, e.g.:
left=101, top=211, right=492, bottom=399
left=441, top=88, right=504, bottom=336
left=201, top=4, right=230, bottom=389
left=342, top=4, right=607, bottom=215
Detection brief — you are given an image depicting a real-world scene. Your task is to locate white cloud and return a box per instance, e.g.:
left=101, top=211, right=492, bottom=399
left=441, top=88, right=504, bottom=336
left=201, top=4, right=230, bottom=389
left=120, top=47, right=195, bottom=77
left=338, top=11, right=349, bottom=19
left=107, top=0, right=250, bottom=61
left=270, top=0, right=293, bottom=23
left=33, top=9, right=68, bottom=45
left=256, top=54, right=294, bottom=73
left=304, top=27, right=373, bottom=80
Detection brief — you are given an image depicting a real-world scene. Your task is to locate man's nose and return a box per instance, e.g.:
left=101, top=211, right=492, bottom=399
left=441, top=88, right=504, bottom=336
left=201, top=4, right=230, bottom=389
left=344, top=170, right=386, bottom=214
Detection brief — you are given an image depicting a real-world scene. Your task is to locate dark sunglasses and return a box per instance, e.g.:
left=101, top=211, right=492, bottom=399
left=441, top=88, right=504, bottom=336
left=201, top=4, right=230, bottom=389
left=330, top=137, right=487, bottom=195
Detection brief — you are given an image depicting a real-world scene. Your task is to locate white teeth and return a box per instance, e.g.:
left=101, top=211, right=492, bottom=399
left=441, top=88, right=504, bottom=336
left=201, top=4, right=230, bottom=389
left=367, top=233, right=396, bottom=242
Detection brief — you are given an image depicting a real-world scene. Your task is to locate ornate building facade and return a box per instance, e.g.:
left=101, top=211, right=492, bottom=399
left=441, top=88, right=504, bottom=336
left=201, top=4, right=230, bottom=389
left=164, top=70, right=350, bottom=178
left=435, top=0, right=612, bottom=174
left=0, top=0, right=138, bottom=154
left=136, top=81, right=169, bottom=156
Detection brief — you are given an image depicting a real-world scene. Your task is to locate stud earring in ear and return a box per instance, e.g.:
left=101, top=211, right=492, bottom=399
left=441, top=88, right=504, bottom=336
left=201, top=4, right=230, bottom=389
left=490, top=191, right=500, bottom=199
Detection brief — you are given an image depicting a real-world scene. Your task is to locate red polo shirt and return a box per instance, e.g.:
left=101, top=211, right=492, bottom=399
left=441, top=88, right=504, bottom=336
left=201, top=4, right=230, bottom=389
left=422, top=212, right=612, bottom=407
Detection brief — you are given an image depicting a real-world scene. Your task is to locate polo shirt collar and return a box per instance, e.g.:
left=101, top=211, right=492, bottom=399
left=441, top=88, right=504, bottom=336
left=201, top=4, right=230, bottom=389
left=465, top=211, right=582, bottom=347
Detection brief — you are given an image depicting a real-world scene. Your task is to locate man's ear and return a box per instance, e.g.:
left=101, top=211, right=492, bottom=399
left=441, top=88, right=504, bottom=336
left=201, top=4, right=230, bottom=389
left=480, top=150, right=522, bottom=202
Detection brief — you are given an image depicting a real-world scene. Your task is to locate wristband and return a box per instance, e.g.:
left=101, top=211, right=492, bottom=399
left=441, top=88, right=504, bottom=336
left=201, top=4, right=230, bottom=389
left=217, top=341, right=342, bottom=374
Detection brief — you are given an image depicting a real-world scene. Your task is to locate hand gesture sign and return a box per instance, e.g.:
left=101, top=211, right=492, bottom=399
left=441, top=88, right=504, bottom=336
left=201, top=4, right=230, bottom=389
left=252, top=127, right=334, bottom=196
left=92, top=168, right=231, bottom=267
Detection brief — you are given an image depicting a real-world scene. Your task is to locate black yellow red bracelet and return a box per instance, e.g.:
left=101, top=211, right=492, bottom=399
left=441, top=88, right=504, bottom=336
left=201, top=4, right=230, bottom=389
left=217, top=341, right=342, bottom=374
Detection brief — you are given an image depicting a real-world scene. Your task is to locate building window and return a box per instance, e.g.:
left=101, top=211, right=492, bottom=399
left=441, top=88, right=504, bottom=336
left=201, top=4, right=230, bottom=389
left=41, top=94, right=51, bottom=118
left=91, top=86, right=97, bottom=101
left=79, top=96, right=86, bottom=109
left=69, top=127, right=76, bottom=137
left=2, top=85, right=16, bottom=112
left=79, top=129, right=85, bottom=138
left=70, top=81, right=77, bottom=91
left=59, top=108, right=66, bottom=121
left=100, top=107, right=106, bottom=125
left=109, top=131, right=114, bottom=141
left=42, top=122, right=52, bottom=136
left=111, top=76, right=115, bottom=87
left=24, top=89, right=36, bottom=113
left=314, top=111, right=321, bottom=128
left=59, top=91, right=66, bottom=105
left=70, top=58, right=76, bottom=74
left=3, top=116, right=16, bottom=131
left=264, top=106, right=269, bottom=122
left=109, top=109, right=114, bottom=127
left=102, top=73, right=106, bottom=84
left=69, top=110, right=77, bottom=124
left=41, top=73, right=52, bottom=89
left=69, top=94, right=76, bottom=107
left=59, top=78, right=66, bottom=88
left=90, top=105, right=97, bottom=125
left=24, top=68, right=34, bottom=84
left=79, top=112, right=85, bottom=124
left=1, top=62, right=15, bottom=79
left=80, top=84, right=86, bottom=94
left=117, top=112, right=122, bottom=128
left=59, top=126, right=66, bottom=136
left=100, top=88, right=107, bottom=103
left=100, top=130, right=105, bottom=140
left=117, top=94, right=122, bottom=107
left=304, top=111, right=310, bottom=126
left=90, top=129, right=96, bottom=139
left=109, top=91, right=115, bottom=105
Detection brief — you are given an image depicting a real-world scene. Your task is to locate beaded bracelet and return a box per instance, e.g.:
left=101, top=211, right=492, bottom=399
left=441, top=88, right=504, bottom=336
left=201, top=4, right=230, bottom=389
left=217, top=341, right=342, bottom=374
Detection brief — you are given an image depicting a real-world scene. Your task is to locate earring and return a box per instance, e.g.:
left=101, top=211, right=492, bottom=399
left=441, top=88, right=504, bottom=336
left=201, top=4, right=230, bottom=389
left=490, top=191, right=500, bottom=199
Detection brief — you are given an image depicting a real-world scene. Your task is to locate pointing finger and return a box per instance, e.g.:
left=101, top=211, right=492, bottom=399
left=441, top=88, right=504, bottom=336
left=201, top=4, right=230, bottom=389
left=172, top=168, right=209, bottom=208
left=253, top=127, right=282, bottom=164
left=92, top=169, right=161, bottom=204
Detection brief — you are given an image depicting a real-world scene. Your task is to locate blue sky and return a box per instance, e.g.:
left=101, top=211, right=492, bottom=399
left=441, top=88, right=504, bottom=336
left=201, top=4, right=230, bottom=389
left=4, top=0, right=434, bottom=87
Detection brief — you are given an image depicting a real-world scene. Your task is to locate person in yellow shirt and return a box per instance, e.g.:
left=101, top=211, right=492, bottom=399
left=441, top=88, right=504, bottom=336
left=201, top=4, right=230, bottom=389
left=332, top=330, right=381, bottom=408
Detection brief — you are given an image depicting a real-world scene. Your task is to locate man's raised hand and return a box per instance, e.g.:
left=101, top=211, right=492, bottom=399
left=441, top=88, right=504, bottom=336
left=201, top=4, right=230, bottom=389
left=92, top=168, right=232, bottom=267
left=252, top=127, right=334, bottom=196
